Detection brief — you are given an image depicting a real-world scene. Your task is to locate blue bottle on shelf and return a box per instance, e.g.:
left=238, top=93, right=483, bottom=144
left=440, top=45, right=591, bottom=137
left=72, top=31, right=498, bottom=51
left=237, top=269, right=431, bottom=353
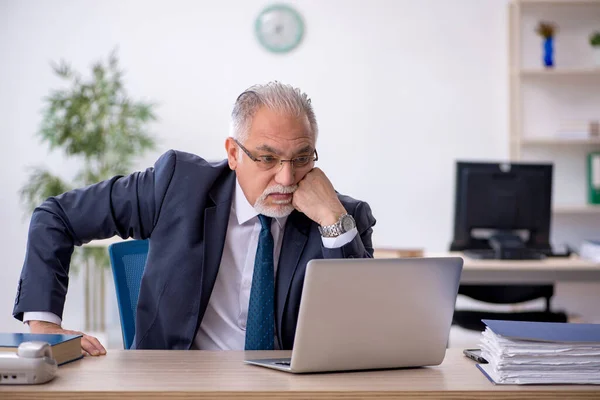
left=543, top=37, right=554, bottom=68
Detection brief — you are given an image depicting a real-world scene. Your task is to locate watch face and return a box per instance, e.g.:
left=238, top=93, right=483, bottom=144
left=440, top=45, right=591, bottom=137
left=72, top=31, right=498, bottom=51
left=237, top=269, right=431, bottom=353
left=341, top=215, right=355, bottom=232
left=255, top=4, right=304, bottom=53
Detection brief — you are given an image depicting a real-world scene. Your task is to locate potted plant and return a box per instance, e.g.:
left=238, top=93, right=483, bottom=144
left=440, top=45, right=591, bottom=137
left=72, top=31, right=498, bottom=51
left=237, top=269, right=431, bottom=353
left=19, top=50, right=157, bottom=332
left=590, top=31, right=600, bottom=66
left=535, top=21, right=558, bottom=68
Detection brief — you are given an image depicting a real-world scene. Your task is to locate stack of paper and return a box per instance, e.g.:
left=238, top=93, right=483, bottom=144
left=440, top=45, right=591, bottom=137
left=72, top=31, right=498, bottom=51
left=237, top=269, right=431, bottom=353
left=478, top=320, right=600, bottom=385
left=580, top=240, right=600, bottom=262
left=556, top=120, right=591, bottom=140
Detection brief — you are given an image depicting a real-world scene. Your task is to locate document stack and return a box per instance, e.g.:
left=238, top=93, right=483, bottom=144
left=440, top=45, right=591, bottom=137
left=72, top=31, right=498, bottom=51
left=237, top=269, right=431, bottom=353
left=478, top=320, right=600, bottom=385
left=580, top=240, right=600, bottom=262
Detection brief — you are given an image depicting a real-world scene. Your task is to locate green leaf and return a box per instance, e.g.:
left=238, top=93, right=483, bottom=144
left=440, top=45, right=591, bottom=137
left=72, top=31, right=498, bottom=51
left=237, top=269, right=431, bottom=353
left=51, top=60, right=72, bottom=79
left=19, top=167, right=72, bottom=215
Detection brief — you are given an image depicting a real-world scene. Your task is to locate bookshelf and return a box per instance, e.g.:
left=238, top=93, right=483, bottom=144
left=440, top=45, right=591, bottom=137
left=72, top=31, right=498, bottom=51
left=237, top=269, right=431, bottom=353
left=519, top=137, right=600, bottom=145
left=518, top=0, right=600, bottom=4
left=509, top=0, right=600, bottom=213
left=553, top=204, right=600, bottom=214
left=519, top=68, right=600, bottom=77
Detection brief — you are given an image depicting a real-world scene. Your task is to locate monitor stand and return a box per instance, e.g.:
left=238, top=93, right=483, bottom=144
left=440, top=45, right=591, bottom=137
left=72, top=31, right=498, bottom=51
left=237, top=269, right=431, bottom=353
left=463, top=232, right=546, bottom=260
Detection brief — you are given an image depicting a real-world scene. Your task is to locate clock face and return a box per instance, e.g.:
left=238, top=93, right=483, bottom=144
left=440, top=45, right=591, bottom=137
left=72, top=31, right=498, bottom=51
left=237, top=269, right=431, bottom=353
left=255, top=4, right=304, bottom=53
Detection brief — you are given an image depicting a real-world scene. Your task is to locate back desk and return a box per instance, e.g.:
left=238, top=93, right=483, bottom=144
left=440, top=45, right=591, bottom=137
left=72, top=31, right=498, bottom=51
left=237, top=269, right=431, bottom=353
left=374, top=250, right=600, bottom=284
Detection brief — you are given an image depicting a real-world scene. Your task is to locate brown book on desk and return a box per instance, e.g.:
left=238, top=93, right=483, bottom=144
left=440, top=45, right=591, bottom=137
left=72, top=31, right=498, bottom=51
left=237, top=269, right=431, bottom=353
left=0, top=333, right=83, bottom=366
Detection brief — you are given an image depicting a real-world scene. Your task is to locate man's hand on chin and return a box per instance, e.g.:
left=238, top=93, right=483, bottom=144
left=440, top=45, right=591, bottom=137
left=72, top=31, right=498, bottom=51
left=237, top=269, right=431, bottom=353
left=28, top=320, right=107, bottom=357
left=292, top=167, right=347, bottom=226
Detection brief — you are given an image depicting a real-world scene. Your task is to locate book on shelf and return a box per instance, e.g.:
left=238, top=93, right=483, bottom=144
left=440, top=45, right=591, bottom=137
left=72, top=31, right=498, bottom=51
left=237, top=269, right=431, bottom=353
left=580, top=240, right=600, bottom=262
left=0, top=333, right=83, bottom=366
left=556, top=120, right=599, bottom=140
left=478, top=319, right=600, bottom=385
left=588, top=152, right=600, bottom=205
left=556, top=131, right=590, bottom=140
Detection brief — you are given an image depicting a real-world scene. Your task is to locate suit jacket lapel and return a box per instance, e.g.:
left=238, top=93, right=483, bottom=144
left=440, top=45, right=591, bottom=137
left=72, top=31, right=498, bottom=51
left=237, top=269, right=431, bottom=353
left=198, top=171, right=236, bottom=323
left=276, top=211, right=311, bottom=344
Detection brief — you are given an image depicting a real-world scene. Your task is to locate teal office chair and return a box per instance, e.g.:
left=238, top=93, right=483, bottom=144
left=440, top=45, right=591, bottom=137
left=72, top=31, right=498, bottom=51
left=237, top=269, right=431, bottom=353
left=108, top=240, right=149, bottom=349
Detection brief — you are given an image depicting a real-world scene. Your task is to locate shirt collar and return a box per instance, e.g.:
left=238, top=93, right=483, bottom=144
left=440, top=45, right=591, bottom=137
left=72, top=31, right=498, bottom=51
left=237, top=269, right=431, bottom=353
left=233, top=178, right=288, bottom=229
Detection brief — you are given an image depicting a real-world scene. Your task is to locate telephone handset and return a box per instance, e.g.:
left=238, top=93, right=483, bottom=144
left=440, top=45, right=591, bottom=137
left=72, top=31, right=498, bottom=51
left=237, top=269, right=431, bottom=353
left=0, top=341, right=58, bottom=384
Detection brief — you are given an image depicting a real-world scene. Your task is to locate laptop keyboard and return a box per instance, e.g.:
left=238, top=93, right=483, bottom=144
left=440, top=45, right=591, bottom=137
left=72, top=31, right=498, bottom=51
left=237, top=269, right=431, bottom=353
left=274, top=361, right=291, bottom=366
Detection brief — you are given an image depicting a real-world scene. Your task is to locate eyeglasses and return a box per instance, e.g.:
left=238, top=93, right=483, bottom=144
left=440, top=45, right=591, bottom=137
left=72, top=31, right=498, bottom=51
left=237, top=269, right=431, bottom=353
left=233, top=138, right=318, bottom=171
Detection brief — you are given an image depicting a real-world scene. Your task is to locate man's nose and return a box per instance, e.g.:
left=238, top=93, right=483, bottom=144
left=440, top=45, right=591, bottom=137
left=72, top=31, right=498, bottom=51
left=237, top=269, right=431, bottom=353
left=274, top=162, right=295, bottom=187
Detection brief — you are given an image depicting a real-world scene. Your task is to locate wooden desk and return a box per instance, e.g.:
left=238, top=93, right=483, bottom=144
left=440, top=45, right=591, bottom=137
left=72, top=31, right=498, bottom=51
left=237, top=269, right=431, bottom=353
left=1, top=349, right=598, bottom=399
left=374, top=250, right=600, bottom=284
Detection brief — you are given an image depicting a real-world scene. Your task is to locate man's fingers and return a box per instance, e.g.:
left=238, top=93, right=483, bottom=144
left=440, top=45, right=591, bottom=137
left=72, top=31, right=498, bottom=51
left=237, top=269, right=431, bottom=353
left=66, top=330, right=105, bottom=355
left=84, top=334, right=107, bottom=355
left=81, top=337, right=99, bottom=356
left=81, top=336, right=105, bottom=356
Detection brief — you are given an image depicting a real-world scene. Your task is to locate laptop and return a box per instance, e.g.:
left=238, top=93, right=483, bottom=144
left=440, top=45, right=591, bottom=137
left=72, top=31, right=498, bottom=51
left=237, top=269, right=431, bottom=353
left=244, top=256, right=463, bottom=373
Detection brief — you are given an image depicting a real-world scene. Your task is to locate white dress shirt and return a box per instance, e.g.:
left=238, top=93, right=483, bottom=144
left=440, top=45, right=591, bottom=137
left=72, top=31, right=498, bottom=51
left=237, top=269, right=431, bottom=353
left=25, top=180, right=358, bottom=351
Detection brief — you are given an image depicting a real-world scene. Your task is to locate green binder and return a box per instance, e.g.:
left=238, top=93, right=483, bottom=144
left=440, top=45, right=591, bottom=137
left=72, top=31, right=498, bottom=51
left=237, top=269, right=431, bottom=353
left=588, top=152, right=600, bottom=205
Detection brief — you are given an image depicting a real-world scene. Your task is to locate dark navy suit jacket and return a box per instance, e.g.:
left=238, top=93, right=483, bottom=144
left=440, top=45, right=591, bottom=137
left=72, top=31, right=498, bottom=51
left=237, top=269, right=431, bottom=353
left=13, top=150, right=376, bottom=350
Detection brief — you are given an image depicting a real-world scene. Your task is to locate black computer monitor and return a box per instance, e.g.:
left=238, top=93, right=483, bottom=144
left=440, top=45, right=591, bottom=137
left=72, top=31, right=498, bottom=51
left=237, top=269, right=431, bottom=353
left=450, top=161, right=553, bottom=259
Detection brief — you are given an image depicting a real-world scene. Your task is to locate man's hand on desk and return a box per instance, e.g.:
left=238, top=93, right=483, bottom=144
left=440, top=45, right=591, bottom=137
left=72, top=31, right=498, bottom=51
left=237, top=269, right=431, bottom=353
left=28, top=320, right=107, bottom=357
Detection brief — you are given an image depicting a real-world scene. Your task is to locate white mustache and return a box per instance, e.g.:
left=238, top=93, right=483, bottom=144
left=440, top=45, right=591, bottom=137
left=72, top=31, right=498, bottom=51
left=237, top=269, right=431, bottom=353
left=262, top=184, right=298, bottom=196
left=253, top=184, right=298, bottom=217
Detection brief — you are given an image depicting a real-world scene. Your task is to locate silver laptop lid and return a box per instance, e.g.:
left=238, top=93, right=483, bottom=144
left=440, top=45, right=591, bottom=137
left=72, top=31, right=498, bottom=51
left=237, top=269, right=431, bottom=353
left=289, top=257, right=463, bottom=373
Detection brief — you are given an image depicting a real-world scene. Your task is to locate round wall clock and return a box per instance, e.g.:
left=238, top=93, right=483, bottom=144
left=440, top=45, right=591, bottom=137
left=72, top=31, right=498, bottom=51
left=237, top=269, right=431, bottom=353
left=255, top=4, right=304, bottom=53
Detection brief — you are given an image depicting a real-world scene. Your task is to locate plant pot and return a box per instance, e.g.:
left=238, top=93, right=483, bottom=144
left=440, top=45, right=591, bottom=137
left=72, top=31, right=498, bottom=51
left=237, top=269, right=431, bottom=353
left=593, top=47, right=600, bottom=67
left=543, top=37, right=554, bottom=68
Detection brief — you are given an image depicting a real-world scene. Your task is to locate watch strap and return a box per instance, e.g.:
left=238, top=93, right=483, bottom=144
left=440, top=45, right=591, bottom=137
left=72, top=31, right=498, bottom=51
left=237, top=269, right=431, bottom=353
left=319, top=214, right=353, bottom=238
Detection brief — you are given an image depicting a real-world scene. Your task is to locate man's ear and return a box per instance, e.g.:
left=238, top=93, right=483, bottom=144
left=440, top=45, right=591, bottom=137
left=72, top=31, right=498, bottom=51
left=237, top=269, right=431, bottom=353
left=225, top=137, right=239, bottom=170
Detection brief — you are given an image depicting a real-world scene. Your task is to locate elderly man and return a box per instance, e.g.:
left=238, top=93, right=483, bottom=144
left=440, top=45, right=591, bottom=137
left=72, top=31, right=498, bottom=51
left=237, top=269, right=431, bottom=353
left=13, top=82, right=376, bottom=355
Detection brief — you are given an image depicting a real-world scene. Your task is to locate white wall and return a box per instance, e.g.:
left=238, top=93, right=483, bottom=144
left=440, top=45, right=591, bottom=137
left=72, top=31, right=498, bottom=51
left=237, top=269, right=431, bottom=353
left=1, top=0, right=598, bottom=336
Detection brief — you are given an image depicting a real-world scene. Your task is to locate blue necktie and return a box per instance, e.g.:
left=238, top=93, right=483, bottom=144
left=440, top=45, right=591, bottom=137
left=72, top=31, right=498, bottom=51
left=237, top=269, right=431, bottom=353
left=245, top=215, right=275, bottom=350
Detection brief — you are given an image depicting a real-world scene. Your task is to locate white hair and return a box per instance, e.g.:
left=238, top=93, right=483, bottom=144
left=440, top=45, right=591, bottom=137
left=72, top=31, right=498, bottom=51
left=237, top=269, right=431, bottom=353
left=230, top=81, right=318, bottom=143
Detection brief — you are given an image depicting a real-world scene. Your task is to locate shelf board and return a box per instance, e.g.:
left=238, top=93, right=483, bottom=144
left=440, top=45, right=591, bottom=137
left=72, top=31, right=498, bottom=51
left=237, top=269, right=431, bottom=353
left=517, top=0, right=600, bottom=5
left=554, top=205, right=600, bottom=214
left=518, top=68, right=600, bottom=77
left=519, top=137, right=600, bottom=145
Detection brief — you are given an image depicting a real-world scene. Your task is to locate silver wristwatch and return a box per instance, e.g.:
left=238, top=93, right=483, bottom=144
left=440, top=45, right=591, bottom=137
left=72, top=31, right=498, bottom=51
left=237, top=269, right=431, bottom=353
left=318, top=214, right=356, bottom=238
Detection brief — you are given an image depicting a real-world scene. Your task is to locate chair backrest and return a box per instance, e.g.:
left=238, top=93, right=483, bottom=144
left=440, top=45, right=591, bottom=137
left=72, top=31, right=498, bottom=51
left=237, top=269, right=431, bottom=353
left=108, top=240, right=149, bottom=349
